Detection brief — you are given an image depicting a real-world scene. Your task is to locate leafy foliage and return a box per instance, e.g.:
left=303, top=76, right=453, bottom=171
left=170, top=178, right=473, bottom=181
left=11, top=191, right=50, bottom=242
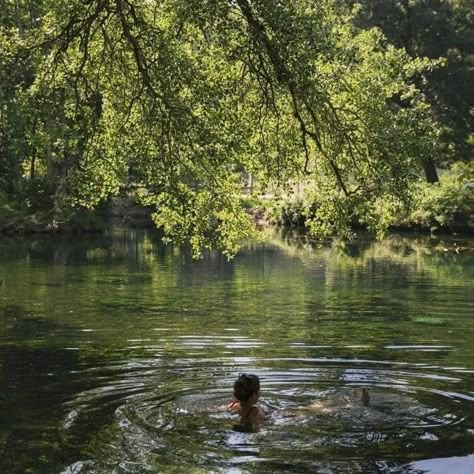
left=265, top=197, right=310, bottom=228
left=409, top=163, right=474, bottom=231
left=267, top=163, right=473, bottom=234
left=341, top=0, right=474, bottom=162
left=0, top=0, right=457, bottom=255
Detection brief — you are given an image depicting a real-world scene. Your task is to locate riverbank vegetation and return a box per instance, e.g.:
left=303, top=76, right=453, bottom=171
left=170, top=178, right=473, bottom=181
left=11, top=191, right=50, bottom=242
left=263, top=162, right=473, bottom=235
left=1, top=1, right=472, bottom=255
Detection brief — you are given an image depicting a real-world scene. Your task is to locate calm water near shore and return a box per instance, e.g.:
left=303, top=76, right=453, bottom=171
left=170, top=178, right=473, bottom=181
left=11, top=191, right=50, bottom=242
left=0, top=228, right=473, bottom=473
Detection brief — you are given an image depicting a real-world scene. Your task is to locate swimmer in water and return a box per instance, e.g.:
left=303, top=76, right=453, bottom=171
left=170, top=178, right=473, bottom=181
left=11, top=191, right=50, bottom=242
left=228, top=373, right=266, bottom=428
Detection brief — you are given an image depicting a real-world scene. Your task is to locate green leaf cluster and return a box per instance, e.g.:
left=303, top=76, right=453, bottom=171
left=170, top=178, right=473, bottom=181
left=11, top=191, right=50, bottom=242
left=0, top=0, right=453, bottom=255
left=409, top=163, right=474, bottom=230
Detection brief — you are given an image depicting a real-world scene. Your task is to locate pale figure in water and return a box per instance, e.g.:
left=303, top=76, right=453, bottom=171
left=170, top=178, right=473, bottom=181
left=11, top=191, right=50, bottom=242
left=228, top=374, right=370, bottom=427
left=228, top=373, right=267, bottom=428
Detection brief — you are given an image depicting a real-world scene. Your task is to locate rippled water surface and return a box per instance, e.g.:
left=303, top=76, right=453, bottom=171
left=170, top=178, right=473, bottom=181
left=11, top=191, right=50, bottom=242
left=0, top=228, right=473, bottom=473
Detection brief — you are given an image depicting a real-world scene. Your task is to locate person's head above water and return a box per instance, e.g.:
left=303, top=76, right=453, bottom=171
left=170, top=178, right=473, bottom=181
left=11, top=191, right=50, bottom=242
left=233, top=373, right=260, bottom=403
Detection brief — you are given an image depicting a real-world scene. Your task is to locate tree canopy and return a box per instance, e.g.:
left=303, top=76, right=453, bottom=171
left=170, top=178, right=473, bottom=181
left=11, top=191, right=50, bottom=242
left=342, top=0, right=474, bottom=164
left=0, top=0, right=452, bottom=255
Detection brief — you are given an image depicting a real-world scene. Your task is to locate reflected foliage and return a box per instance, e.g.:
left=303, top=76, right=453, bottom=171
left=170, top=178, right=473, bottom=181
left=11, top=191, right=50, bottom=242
left=0, top=228, right=473, bottom=471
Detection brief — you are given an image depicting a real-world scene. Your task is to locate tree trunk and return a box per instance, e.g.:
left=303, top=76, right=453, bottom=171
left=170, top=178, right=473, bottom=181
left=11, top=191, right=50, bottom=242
left=248, top=173, right=254, bottom=194
left=423, top=157, right=439, bottom=183
left=30, top=153, right=35, bottom=180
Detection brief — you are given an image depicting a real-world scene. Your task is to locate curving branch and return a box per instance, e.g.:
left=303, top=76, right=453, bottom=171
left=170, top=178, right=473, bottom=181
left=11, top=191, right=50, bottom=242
left=234, top=0, right=350, bottom=196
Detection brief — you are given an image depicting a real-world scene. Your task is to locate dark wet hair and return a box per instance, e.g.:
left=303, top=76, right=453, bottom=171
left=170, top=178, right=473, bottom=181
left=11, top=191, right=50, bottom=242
left=233, top=373, right=260, bottom=402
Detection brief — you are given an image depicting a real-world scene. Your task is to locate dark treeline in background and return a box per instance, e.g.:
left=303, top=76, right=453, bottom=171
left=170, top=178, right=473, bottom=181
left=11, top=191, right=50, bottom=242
left=340, top=0, right=473, bottom=179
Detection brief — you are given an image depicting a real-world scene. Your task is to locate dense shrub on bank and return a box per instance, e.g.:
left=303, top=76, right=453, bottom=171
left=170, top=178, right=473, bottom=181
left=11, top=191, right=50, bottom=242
left=264, top=163, right=473, bottom=234
left=408, top=163, right=473, bottom=232
left=263, top=196, right=324, bottom=228
left=0, top=191, right=107, bottom=234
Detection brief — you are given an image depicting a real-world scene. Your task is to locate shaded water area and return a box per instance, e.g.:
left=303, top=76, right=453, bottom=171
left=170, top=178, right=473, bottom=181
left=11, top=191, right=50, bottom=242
left=0, top=227, right=473, bottom=473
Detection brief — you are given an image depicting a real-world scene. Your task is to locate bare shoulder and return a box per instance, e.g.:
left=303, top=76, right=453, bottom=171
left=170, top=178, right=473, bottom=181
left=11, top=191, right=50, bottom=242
left=250, top=405, right=267, bottom=423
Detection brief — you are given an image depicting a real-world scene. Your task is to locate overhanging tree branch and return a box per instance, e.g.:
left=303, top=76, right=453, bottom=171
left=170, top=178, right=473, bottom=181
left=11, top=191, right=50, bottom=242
left=235, top=0, right=351, bottom=196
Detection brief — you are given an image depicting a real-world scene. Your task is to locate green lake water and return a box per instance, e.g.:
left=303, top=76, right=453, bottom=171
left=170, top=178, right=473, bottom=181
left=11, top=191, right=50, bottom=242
left=0, top=228, right=473, bottom=473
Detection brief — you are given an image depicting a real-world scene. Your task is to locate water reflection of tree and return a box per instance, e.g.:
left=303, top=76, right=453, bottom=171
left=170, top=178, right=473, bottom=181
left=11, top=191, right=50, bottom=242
left=1, top=228, right=472, bottom=360
left=261, top=229, right=473, bottom=370
left=0, top=228, right=472, bottom=471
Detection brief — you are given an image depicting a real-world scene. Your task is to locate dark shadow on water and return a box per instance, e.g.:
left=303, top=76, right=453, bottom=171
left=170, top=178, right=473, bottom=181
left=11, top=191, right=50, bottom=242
left=0, top=304, right=111, bottom=473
